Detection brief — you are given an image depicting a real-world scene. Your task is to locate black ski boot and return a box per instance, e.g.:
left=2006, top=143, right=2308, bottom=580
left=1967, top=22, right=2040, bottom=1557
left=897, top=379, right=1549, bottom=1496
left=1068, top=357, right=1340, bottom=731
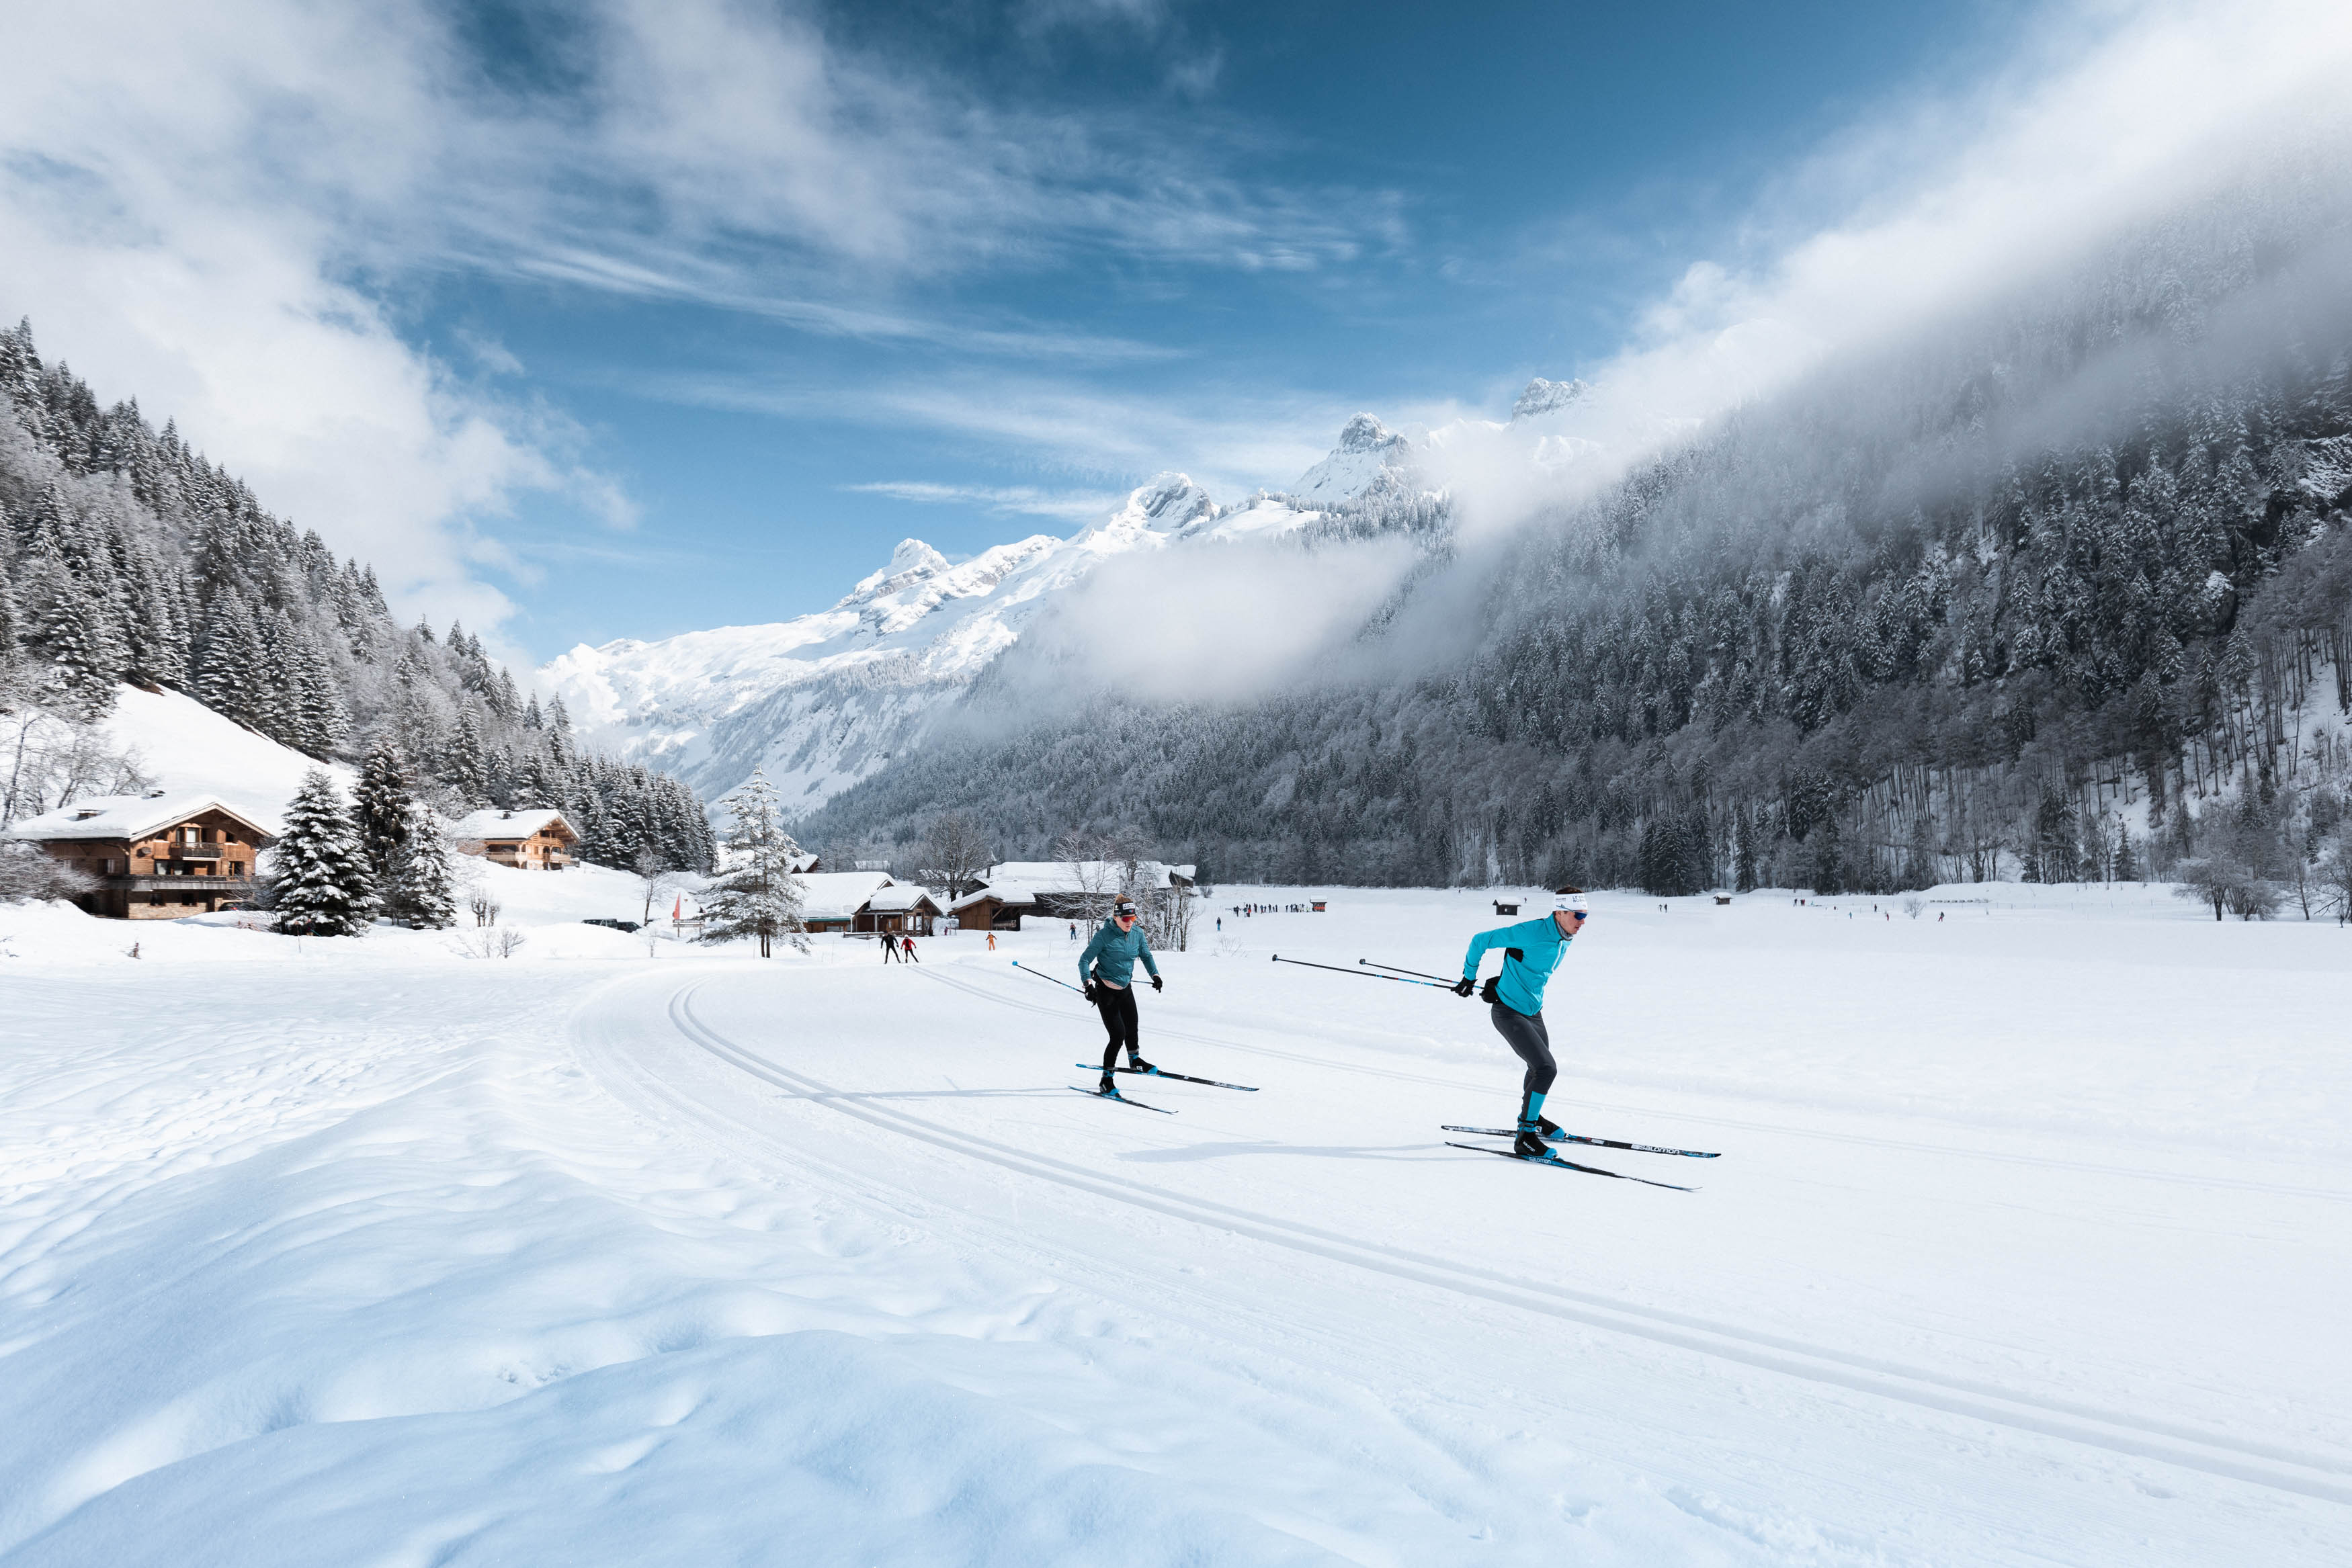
left=1536, top=1115, right=1563, bottom=1143
left=1512, top=1124, right=1553, bottom=1159
left=1128, top=1057, right=1159, bottom=1076
left=1097, top=1074, right=1118, bottom=1096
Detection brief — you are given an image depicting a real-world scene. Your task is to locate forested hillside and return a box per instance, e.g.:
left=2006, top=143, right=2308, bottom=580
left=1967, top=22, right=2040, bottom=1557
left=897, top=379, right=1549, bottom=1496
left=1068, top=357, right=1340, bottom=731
left=0, top=322, right=712, bottom=871
left=808, top=169, right=2352, bottom=902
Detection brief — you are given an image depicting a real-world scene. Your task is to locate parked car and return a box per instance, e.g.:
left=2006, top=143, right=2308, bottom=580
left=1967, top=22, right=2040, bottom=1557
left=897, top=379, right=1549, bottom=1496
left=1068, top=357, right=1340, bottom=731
left=582, top=917, right=642, bottom=932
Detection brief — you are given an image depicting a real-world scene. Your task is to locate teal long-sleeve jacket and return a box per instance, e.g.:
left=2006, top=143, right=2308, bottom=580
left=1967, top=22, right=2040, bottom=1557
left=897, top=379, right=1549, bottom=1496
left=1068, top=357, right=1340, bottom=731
left=1078, top=917, right=1160, bottom=989
left=1461, top=915, right=1574, bottom=1016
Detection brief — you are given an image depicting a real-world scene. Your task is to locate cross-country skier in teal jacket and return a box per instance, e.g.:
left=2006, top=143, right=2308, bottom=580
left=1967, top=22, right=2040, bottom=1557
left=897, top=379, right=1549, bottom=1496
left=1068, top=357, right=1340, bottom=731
left=1079, top=898, right=1162, bottom=1092
left=1456, top=888, right=1589, bottom=1158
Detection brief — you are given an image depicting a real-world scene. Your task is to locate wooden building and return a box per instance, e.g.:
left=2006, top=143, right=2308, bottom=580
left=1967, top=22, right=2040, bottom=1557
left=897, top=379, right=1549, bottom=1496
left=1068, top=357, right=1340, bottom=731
left=4, top=791, right=277, bottom=920
left=951, top=858, right=1199, bottom=930
left=858, top=883, right=941, bottom=937
left=797, top=871, right=941, bottom=937
left=451, top=808, right=581, bottom=871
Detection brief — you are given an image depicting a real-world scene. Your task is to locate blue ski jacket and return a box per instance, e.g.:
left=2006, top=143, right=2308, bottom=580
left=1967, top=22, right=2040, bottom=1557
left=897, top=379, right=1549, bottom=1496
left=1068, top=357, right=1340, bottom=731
left=1079, top=918, right=1160, bottom=990
left=1461, top=914, right=1574, bottom=1016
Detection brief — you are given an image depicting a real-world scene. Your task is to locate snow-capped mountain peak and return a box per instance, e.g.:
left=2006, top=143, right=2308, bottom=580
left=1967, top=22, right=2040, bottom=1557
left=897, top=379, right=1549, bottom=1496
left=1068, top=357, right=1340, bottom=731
left=1292, top=414, right=1418, bottom=504
left=1511, top=377, right=1591, bottom=421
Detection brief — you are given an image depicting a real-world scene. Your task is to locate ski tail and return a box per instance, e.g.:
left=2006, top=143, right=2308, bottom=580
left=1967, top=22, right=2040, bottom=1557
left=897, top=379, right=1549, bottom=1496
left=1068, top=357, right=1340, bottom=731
left=1068, top=1084, right=1175, bottom=1114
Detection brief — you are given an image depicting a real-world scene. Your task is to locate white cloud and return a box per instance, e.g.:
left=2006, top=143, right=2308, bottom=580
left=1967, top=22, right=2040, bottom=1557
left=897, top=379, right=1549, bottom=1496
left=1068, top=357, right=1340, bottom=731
left=0, top=0, right=1395, bottom=652
left=842, top=482, right=1130, bottom=524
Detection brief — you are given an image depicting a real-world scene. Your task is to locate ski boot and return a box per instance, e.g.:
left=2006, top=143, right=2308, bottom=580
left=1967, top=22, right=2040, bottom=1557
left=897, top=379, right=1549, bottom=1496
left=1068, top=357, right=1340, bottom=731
left=1513, top=1122, right=1554, bottom=1159
left=1127, top=1057, right=1159, bottom=1076
left=1097, top=1073, right=1118, bottom=1096
left=1536, top=1115, right=1563, bottom=1143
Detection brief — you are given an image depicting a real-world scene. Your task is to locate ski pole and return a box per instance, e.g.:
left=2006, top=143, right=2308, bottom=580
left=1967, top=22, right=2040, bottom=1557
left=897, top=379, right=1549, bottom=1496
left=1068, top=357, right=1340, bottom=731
left=1359, top=958, right=1453, bottom=983
left=1271, top=955, right=1456, bottom=988
left=1012, top=960, right=1089, bottom=997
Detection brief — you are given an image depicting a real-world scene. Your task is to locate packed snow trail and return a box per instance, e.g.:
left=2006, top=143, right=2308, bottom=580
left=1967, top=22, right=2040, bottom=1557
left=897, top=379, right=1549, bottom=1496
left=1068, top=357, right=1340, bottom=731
left=595, top=969, right=2351, bottom=1504
left=5, top=885, right=2348, bottom=1565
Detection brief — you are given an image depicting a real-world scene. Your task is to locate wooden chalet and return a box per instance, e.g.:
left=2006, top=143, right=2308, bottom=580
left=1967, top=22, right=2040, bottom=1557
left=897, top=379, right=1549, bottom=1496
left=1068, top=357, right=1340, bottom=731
left=5, top=791, right=277, bottom=920
left=797, top=871, right=941, bottom=937
left=451, top=808, right=580, bottom=871
left=859, top=882, right=941, bottom=937
left=951, top=859, right=1198, bottom=931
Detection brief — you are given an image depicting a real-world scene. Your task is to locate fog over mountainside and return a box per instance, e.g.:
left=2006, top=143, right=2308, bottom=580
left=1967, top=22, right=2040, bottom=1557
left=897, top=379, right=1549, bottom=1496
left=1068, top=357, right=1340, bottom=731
left=802, top=154, right=2352, bottom=892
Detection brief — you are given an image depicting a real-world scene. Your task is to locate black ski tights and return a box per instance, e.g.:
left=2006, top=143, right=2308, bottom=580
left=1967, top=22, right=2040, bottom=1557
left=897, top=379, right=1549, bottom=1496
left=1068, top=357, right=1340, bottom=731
left=1095, top=983, right=1140, bottom=1073
left=1487, top=1002, right=1556, bottom=1113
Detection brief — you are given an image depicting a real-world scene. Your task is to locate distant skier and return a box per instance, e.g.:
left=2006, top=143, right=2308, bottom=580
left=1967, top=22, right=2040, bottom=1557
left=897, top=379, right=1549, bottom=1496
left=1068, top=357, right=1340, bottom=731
left=880, top=934, right=898, bottom=963
left=986, top=930, right=997, bottom=951
left=1455, top=888, right=1590, bottom=1158
left=901, top=934, right=919, bottom=963
left=1080, top=897, right=1163, bottom=1092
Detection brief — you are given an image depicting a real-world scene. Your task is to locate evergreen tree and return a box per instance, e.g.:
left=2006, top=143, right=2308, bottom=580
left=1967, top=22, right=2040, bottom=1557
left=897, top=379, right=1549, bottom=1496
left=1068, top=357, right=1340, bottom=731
left=699, top=769, right=806, bottom=957
left=271, top=769, right=378, bottom=937
left=386, top=803, right=458, bottom=929
left=354, top=738, right=415, bottom=882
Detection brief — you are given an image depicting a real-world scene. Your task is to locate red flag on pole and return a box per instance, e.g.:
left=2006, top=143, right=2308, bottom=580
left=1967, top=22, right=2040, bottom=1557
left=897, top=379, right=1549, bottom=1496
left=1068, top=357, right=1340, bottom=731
left=672, top=897, right=683, bottom=920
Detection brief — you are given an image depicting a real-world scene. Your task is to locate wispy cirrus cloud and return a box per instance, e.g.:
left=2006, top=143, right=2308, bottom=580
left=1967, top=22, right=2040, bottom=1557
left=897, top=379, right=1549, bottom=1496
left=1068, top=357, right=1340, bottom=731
left=841, top=481, right=1128, bottom=525
left=0, top=0, right=1402, bottom=652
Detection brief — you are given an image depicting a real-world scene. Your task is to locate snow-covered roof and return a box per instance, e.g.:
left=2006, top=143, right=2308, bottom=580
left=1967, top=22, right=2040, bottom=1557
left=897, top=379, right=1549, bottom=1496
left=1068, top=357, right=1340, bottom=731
left=451, top=808, right=578, bottom=842
left=4, top=791, right=278, bottom=844
left=977, top=860, right=1197, bottom=895
left=864, top=884, right=941, bottom=914
left=798, top=871, right=896, bottom=921
left=951, top=884, right=1038, bottom=910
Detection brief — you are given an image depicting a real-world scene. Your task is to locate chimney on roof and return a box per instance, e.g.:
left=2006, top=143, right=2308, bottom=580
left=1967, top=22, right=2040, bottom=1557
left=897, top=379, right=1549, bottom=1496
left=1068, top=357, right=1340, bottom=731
left=146, top=788, right=168, bottom=798
left=73, top=808, right=103, bottom=820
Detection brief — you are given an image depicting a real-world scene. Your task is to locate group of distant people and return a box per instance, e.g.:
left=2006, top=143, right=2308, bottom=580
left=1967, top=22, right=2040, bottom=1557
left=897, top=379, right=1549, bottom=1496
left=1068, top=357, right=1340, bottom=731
left=879, top=933, right=921, bottom=963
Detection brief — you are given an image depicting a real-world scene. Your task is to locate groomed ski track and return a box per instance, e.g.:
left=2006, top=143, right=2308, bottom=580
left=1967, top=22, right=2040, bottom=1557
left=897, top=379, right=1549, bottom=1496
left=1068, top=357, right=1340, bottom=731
left=569, top=957, right=2352, bottom=1559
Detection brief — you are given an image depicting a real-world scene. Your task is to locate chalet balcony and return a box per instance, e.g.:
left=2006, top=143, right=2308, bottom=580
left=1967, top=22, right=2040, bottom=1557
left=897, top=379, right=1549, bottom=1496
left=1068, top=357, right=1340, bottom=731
left=176, top=843, right=224, bottom=860
left=106, top=875, right=258, bottom=895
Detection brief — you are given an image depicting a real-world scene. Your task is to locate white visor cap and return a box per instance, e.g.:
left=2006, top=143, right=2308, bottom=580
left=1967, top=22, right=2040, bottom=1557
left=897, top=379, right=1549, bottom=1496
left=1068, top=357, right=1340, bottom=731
left=1553, top=891, right=1589, bottom=914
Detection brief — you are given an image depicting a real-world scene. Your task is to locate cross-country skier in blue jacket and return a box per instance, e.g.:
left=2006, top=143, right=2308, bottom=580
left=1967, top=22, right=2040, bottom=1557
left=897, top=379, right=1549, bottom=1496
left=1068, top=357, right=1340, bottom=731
left=1079, top=897, right=1162, bottom=1092
left=1455, top=887, right=1589, bottom=1158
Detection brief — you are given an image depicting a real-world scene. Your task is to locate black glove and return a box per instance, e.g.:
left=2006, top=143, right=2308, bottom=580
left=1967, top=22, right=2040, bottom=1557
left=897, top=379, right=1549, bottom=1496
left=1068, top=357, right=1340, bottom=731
left=1452, top=976, right=1475, bottom=998
left=1150, top=974, right=1163, bottom=992
left=1083, top=983, right=1101, bottom=1004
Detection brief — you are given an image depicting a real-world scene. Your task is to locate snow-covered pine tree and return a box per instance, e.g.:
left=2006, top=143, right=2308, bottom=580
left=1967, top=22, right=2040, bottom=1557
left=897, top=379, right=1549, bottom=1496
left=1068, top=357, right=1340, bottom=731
left=354, top=738, right=415, bottom=882
left=386, top=802, right=457, bottom=929
left=699, top=769, right=806, bottom=957
left=271, top=768, right=378, bottom=937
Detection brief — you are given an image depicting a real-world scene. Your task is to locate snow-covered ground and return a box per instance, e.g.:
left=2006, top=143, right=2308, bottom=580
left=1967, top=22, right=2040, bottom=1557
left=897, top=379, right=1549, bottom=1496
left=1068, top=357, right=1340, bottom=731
left=3, top=885, right=2348, bottom=1564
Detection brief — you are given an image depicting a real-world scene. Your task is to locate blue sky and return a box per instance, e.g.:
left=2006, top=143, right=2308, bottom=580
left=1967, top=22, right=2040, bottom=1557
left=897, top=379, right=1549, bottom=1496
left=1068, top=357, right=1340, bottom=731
left=401, top=0, right=2031, bottom=655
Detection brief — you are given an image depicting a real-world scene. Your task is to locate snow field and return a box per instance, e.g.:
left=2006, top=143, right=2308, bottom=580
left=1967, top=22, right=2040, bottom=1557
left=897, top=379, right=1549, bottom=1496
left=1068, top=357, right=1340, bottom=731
left=0, top=886, right=2347, bottom=1563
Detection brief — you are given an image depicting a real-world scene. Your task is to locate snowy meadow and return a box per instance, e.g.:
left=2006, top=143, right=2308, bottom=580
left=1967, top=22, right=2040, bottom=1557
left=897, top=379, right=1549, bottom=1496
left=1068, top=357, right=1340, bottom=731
left=2, top=879, right=2347, bottom=1565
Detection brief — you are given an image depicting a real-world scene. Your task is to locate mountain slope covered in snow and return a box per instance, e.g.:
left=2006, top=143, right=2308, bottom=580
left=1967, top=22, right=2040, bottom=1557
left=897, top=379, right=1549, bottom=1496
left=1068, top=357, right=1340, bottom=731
left=539, top=386, right=1637, bottom=812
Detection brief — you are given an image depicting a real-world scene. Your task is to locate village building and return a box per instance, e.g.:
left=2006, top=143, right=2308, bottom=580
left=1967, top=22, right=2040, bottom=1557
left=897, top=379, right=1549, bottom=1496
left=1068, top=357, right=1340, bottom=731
left=4, top=791, right=277, bottom=920
left=796, top=871, right=943, bottom=937
left=951, top=859, right=1196, bottom=930
left=450, top=808, right=581, bottom=871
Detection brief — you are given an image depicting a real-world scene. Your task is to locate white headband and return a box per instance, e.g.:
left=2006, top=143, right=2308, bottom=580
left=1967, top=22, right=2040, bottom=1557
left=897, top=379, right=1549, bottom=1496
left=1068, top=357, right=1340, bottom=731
left=1553, top=892, right=1589, bottom=914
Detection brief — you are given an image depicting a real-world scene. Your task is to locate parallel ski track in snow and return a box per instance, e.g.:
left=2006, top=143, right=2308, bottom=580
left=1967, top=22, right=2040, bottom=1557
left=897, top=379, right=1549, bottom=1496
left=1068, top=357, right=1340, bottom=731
left=657, top=974, right=2352, bottom=1508
left=918, top=967, right=2351, bottom=1203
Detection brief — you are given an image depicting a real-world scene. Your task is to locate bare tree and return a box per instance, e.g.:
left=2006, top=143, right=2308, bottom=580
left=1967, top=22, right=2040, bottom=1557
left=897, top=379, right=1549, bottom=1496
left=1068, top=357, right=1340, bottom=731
left=919, top=812, right=992, bottom=902
left=1052, top=828, right=1122, bottom=924
left=468, top=890, right=501, bottom=928
left=0, top=842, right=94, bottom=904
left=635, top=846, right=695, bottom=930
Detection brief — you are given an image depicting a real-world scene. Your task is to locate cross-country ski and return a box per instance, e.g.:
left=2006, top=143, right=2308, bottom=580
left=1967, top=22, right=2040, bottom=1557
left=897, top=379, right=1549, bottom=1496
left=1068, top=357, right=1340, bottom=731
left=1439, top=1125, right=1721, bottom=1158
left=1443, top=1141, right=1700, bottom=1191
left=1077, top=1064, right=1260, bottom=1092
